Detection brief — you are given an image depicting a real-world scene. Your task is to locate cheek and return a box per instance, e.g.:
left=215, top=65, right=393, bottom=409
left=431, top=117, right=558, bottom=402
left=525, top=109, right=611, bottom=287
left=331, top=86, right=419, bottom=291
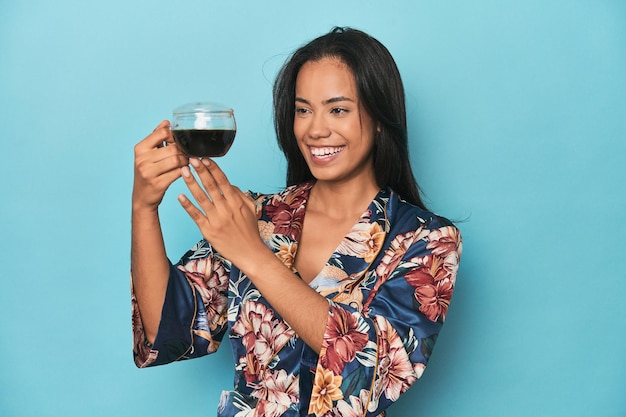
left=293, top=119, right=306, bottom=140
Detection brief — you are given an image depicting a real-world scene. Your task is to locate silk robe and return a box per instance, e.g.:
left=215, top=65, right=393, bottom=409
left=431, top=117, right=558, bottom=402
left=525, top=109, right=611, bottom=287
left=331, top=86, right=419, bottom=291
left=132, top=181, right=462, bottom=417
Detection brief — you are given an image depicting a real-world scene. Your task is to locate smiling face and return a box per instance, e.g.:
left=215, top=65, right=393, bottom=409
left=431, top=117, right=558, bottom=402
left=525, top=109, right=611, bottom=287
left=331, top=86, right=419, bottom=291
left=293, top=57, right=378, bottom=188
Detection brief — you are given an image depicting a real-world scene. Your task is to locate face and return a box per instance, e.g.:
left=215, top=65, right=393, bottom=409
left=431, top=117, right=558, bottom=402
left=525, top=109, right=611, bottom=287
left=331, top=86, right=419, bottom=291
left=293, top=57, right=377, bottom=187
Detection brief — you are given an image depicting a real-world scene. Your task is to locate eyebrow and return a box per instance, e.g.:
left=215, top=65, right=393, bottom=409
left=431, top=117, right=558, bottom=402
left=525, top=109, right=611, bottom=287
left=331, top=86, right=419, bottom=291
left=295, top=96, right=355, bottom=105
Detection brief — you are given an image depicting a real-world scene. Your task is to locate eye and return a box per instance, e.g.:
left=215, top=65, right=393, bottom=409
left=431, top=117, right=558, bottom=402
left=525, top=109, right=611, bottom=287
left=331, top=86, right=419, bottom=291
left=295, top=107, right=310, bottom=115
left=330, top=107, right=349, bottom=115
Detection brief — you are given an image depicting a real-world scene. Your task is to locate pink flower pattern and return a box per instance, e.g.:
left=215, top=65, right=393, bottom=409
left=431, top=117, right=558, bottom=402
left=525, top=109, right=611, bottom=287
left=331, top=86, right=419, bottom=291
left=231, top=301, right=295, bottom=367
left=371, top=316, right=418, bottom=405
left=320, top=306, right=369, bottom=374
left=178, top=257, right=230, bottom=332
left=404, top=225, right=462, bottom=322
left=264, top=183, right=310, bottom=240
left=332, top=389, right=370, bottom=417
left=131, top=183, right=462, bottom=417
left=250, top=368, right=299, bottom=408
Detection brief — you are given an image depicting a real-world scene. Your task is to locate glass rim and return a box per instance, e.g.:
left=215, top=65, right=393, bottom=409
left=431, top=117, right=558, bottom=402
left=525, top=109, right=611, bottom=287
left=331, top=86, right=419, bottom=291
left=173, top=101, right=234, bottom=115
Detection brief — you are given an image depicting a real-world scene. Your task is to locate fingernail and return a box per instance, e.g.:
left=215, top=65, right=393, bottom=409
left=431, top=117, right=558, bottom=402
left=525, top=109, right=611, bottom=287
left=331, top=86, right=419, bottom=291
left=190, top=158, right=200, bottom=167
left=181, top=166, right=191, bottom=178
left=202, top=158, right=211, bottom=166
left=177, top=194, right=187, bottom=203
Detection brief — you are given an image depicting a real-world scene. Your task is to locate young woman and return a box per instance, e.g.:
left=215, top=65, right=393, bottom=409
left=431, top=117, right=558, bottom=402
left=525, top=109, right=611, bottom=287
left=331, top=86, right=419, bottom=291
left=131, top=27, right=462, bottom=417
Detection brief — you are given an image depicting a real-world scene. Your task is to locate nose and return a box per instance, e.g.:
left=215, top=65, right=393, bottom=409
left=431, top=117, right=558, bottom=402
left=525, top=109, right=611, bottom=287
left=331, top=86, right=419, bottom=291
left=307, top=113, right=331, bottom=139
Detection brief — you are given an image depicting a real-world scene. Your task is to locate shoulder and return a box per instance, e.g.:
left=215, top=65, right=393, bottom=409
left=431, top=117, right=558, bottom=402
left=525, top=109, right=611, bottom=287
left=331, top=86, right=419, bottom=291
left=387, top=189, right=458, bottom=234
left=385, top=189, right=463, bottom=263
left=245, top=182, right=314, bottom=208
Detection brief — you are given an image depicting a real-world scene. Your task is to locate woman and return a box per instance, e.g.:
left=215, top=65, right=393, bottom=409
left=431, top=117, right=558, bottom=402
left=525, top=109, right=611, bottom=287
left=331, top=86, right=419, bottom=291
left=131, top=27, right=462, bottom=417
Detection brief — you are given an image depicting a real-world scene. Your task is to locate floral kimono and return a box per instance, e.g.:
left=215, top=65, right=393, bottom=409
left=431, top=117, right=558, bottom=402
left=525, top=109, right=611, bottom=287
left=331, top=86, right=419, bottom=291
left=132, top=181, right=462, bottom=417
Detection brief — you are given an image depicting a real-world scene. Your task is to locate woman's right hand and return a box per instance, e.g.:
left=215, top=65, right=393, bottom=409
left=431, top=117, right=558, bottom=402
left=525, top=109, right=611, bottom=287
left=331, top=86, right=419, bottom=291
left=131, top=120, right=188, bottom=343
left=132, top=120, right=189, bottom=212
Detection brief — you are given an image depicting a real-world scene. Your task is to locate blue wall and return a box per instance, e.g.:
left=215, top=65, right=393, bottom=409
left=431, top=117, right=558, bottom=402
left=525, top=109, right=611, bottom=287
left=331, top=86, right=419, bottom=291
left=1, top=1, right=624, bottom=416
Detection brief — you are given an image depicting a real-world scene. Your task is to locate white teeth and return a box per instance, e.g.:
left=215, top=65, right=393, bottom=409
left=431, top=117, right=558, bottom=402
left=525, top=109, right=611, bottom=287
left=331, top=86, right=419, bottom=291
left=311, top=146, right=344, bottom=157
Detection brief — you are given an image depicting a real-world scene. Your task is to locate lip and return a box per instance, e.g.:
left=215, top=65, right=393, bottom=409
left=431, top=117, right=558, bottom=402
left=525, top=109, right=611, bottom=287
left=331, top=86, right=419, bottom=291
left=308, top=145, right=345, bottom=163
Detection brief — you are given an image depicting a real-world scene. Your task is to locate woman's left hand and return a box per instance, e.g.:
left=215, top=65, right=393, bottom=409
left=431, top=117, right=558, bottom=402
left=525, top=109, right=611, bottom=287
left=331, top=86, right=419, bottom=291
left=177, top=158, right=268, bottom=270
left=179, top=159, right=329, bottom=353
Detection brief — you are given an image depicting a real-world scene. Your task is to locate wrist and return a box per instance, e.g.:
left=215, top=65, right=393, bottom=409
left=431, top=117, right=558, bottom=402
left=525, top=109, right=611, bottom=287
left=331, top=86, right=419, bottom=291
left=238, top=245, right=285, bottom=280
left=132, top=200, right=160, bottom=216
left=131, top=203, right=162, bottom=231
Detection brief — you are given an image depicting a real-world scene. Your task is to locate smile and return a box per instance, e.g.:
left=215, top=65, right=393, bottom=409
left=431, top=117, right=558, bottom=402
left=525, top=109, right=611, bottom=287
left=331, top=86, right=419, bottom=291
left=310, top=146, right=345, bottom=158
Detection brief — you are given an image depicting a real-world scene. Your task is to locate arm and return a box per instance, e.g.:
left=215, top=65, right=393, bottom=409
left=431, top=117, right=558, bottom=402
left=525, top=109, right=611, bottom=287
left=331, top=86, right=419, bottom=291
left=233, top=247, right=330, bottom=353
left=131, top=120, right=188, bottom=343
left=133, top=240, right=231, bottom=367
left=177, top=158, right=331, bottom=353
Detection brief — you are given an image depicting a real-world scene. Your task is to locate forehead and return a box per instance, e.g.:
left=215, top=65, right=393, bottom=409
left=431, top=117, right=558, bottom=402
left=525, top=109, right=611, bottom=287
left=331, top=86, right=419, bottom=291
left=295, top=57, right=358, bottom=97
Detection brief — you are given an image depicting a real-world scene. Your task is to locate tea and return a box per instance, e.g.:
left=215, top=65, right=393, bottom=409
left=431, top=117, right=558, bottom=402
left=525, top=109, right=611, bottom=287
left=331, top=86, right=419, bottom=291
left=172, top=129, right=236, bottom=157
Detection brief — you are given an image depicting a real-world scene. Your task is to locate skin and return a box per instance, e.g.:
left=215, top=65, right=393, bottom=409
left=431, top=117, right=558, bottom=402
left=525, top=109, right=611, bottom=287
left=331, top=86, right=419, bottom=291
left=131, top=121, right=188, bottom=345
left=292, top=57, right=380, bottom=283
left=131, top=57, right=380, bottom=354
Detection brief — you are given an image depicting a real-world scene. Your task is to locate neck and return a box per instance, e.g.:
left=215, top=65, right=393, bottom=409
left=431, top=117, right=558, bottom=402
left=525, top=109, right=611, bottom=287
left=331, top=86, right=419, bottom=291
left=308, top=178, right=380, bottom=220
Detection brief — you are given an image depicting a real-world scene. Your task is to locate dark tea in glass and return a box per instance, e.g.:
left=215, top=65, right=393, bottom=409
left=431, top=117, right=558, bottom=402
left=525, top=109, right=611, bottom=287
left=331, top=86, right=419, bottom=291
left=172, top=129, right=236, bottom=157
left=171, top=102, right=236, bottom=157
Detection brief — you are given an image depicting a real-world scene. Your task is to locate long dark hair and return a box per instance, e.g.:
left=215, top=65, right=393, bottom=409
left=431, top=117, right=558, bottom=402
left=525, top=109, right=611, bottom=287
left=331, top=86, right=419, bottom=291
left=273, top=27, right=426, bottom=209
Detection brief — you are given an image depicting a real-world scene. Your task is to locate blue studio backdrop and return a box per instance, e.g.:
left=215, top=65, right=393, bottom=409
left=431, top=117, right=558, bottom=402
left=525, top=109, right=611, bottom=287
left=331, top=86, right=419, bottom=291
left=1, top=1, right=624, bottom=416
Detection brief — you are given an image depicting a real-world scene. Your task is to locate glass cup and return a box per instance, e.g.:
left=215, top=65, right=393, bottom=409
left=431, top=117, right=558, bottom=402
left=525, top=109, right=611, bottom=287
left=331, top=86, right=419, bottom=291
left=171, top=101, right=236, bottom=157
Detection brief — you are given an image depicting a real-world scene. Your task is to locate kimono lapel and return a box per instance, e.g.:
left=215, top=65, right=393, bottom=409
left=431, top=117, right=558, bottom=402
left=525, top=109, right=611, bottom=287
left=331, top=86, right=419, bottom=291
left=259, top=182, right=394, bottom=305
left=299, top=188, right=393, bottom=306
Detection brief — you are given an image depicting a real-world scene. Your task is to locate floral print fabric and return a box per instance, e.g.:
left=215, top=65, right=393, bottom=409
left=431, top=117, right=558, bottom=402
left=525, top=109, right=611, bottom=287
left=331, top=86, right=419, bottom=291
left=131, top=182, right=462, bottom=417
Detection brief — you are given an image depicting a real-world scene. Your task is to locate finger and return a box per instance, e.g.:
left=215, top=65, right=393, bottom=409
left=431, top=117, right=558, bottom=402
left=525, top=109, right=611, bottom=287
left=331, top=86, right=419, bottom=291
left=152, top=119, right=170, bottom=131
left=180, top=165, right=215, bottom=213
left=154, top=142, right=188, bottom=164
left=201, top=159, right=237, bottom=200
left=155, top=121, right=175, bottom=147
left=162, top=127, right=176, bottom=145
left=150, top=120, right=171, bottom=143
left=190, top=158, right=226, bottom=204
left=133, top=154, right=187, bottom=209
left=135, top=147, right=188, bottom=180
left=154, top=153, right=189, bottom=177
left=150, top=167, right=184, bottom=191
left=135, top=120, right=173, bottom=153
left=177, top=193, right=209, bottom=228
